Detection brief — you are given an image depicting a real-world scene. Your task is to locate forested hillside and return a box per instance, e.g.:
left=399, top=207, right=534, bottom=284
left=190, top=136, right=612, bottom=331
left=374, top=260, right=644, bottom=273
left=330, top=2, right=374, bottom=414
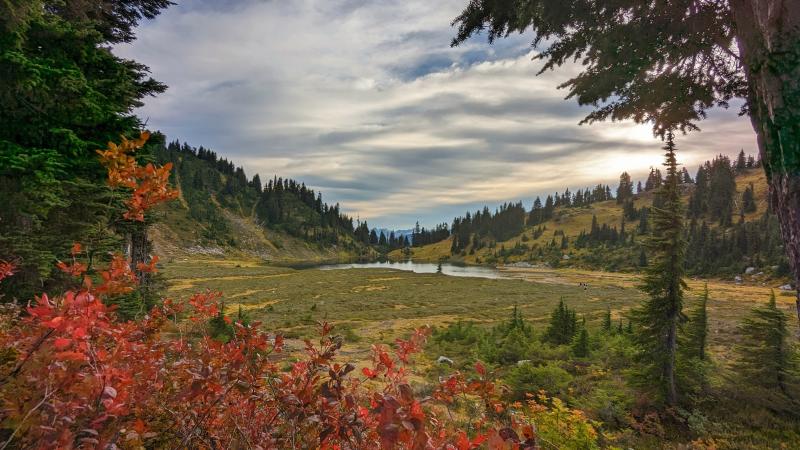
left=147, top=136, right=379, bottom=261
left=397, top=152, right=790, bottom=279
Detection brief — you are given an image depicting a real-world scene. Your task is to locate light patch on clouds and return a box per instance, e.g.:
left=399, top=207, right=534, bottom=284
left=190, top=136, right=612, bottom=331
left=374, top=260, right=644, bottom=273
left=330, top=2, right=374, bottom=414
left=118, top=0, right=757, bottom=228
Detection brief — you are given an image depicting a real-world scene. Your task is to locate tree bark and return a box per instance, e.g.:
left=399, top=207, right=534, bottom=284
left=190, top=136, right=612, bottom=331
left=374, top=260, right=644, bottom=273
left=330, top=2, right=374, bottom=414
left=730, top=0, right=800, bottom=327
left=129, top=223, right=151, bottom=285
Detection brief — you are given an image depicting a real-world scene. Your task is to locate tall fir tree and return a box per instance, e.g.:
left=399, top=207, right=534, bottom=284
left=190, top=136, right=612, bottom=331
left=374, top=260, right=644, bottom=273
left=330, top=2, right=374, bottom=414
left=544, top=299, right=578, bottom=345
left=735, top=290, right=798, bottom=405
left=572, top=327, right=590, bottom=358
left=631, top=132, right=688, bottom=406
left=602, top=307, right=612, bottom=332
left=682, top=283, right=709, bottom=362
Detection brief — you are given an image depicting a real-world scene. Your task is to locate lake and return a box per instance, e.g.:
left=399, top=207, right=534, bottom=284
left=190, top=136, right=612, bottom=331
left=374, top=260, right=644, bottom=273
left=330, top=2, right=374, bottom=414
left=314, top=260, right=506, bottom=280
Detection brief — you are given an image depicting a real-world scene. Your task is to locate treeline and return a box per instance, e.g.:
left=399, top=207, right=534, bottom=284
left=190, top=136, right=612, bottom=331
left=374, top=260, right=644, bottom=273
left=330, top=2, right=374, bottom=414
left=157, top=139, right=363, bottom=246
left=412, top=222, right=450, bottom=247
left=438, top=149, right=784, bottom=277
left=450, top=203, right=526, bottom=253
left=356, top=224, right=411, bottom=249
left=688, top=152, right=761, bottom=225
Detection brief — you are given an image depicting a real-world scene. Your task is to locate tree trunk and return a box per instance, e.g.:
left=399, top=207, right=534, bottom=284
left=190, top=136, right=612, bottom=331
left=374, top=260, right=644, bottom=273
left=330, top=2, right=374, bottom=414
left=730, top=0, right=800, bottom=327
left=666, top=318, right=678, bottom=405
left=129, top=223, right=151, bottom=286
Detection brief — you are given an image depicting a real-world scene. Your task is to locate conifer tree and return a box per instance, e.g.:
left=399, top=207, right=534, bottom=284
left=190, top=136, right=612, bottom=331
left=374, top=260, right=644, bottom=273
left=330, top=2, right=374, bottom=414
left=616, top=172, right=633, bottom=204
left=638, top=248, right=648, bottom=268
left=735, top=290, right=797, bottom=401
left=602, top=307, right=612, bottom=332
left=630, top=133, right=687, bottom=406
left=544, top=299, right=578, bottom=345
left=572, top=327, right=590, bottom=358
left=742, top=183, right=757, bottom=214
left=683, top=283, right=709, bottom=361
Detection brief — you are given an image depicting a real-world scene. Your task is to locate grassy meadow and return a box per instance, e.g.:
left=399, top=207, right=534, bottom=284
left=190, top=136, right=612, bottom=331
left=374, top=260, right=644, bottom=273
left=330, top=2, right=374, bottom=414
left=162, top=257, right=797, bottom=367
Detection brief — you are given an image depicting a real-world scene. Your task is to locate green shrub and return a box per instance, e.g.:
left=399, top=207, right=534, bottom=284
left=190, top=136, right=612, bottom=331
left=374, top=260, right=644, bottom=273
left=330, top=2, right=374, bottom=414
left=506, top=362, right=573, bottom=400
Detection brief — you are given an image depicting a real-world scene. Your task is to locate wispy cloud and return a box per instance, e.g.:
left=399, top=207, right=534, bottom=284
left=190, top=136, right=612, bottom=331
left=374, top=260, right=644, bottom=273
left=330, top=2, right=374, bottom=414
left=118, top=0, right=757, bottom=228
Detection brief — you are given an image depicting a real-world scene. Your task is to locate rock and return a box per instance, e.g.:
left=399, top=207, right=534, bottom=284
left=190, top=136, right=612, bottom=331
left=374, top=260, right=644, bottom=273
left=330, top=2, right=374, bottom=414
left=562, top=254, right=571, bottom=260
left=437, top=356, right=454, bottom=365
left=745, top=267, right=756, bottom=275
left=734, top=275, right=743, bottom=284
left=779, top=284, right=794, bottom=291
left=516, top=360, right=532, bottom=366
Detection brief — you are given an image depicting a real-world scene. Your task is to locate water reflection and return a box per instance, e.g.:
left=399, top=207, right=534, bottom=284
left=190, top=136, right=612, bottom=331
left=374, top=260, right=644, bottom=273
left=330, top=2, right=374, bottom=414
left=315, top=261, right=505, bottom=280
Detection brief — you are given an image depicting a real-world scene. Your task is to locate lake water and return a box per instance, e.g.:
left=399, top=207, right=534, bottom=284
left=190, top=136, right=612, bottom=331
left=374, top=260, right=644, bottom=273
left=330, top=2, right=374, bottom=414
left=316, top=261, right=506, bottom=280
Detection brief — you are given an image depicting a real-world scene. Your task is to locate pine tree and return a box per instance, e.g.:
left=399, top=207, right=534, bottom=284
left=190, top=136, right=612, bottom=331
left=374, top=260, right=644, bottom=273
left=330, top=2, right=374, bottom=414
left=638, top=248, right=648, bottom=268
left=602, top=307, right=612, bottom=332
left=683, top=283, right=709, bottom=361
left=630, top=132, right=688, bottom=406
left=544, top=299, right=578, bottom=345
left=572, top=327, right=590, bottom=358
left=617, top=172, right=633, bottom=204
left=735, top=290, right=797, bottom=401
left=742, top=182, right=757, bottom=214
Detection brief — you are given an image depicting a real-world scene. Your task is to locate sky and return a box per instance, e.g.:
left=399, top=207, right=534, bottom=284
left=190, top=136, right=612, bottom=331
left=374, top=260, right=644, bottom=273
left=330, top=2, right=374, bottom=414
left=117, top=0, right=758, bottom=230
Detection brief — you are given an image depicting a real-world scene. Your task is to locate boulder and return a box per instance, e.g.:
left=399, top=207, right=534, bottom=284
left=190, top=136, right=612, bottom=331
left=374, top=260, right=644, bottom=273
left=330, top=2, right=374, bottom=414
left=437, top=356, right=454, bottom=365
left=779, top=284, right=794, bottom=291
left=745, top=267, right=756, bottom=275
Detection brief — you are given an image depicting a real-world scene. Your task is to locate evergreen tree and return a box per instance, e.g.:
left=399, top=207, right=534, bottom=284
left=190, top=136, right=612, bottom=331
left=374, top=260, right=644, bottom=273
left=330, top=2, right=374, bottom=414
left=630, top=133, right=687, bottom=406
left=571, top=327, right=590, bottom=358
left=544, top=299, right=578, bottom=345
left=742, top=182, right=757, bottom=214
left=638, top=248, right=648, bottom=268
left=602, top=307, right=612, bottom=332
left=682, top=283, right=709, bottom=361
left=734, top=290, right=798, bottom=403
left=616, top=172, right=633, bottom=204
left=736, top=149, right=747, bottom=171
left=1, top=0, right=171, bottom=299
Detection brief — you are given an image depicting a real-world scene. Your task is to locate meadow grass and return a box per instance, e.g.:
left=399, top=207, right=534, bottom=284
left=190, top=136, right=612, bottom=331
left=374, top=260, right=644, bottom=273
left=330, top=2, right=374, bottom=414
left=162, top=257, right=797, bottom=365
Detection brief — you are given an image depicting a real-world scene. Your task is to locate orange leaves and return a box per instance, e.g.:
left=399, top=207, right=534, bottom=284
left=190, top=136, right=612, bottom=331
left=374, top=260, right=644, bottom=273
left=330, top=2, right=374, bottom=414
left=136, top=255, right=159, bottom=274
left=95, top=254, right=138, bottom=296
left=56, top=242, right=88, bottom=278
left=97, top=132, right=177, bottom=222
left=123, top=162, right=178, bottom=221
left=187, top=291, right=223, bottom=321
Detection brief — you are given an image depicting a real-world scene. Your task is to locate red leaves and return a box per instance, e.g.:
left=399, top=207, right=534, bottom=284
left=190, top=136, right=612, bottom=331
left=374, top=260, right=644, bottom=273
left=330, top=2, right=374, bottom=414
left=136, top=255, right=159, bottom=274
left=97, top=132, right=177, bottom=222
left=456, top=431, right=488, bottom=450
left=53, top=337, right=71, bottom=350
left=475, top=361, right=486, bottom=377
left=95, top=254, right=138, bottom=296
left=0, top=260, right=16, bottom=283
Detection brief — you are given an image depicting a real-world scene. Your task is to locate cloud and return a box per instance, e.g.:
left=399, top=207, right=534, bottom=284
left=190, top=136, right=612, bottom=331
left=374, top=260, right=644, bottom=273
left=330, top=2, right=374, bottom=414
left=117, top=0, right=758, bottom=228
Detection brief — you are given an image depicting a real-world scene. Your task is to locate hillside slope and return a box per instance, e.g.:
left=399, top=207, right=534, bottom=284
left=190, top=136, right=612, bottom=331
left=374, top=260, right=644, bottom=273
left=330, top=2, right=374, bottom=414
left=147, top=135, right=374, bottom=263
left=393, top=167, right=787, bottom=277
